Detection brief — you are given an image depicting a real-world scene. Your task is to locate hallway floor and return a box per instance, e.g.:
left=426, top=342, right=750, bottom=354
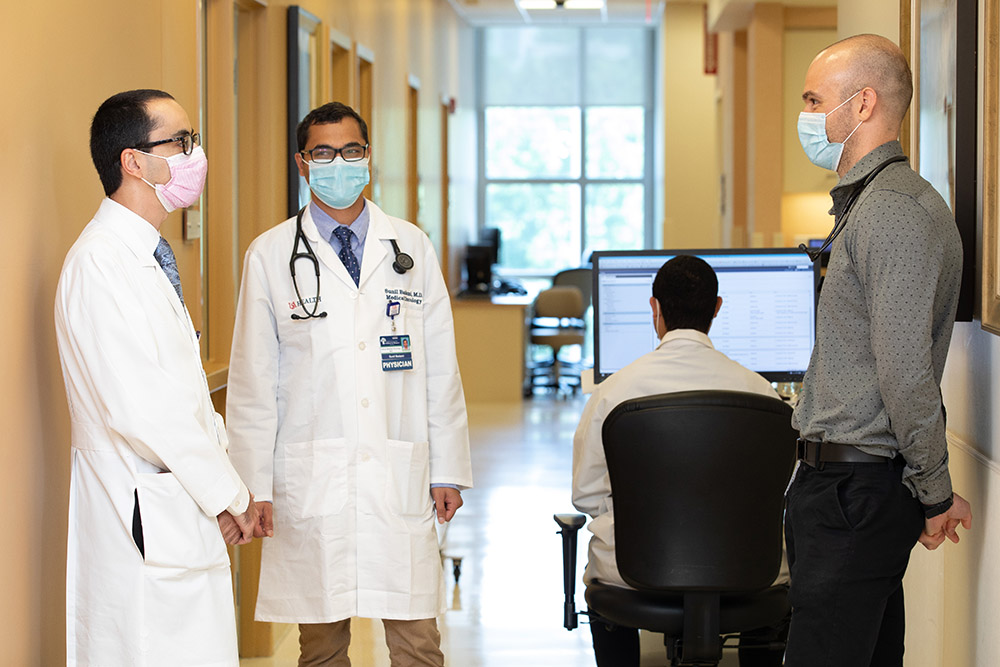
left=240, top=396, right=739, bottom=667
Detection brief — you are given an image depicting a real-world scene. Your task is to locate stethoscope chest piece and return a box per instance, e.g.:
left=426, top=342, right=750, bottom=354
left=390, top=239, right=414, bottom=275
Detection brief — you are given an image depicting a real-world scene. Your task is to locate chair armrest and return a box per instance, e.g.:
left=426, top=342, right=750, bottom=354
left=554, top=513, right=587, bottom=532
left=554, top=513, right=587, bottom=630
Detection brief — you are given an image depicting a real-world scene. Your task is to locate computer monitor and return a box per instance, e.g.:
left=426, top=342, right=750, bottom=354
left=480, top=227, right=501, bottom=266
left=592, top=248, right=819, bottom=384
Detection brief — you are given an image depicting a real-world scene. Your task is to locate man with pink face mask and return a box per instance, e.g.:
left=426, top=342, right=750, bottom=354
left=54, top=89, right=258, bottom=666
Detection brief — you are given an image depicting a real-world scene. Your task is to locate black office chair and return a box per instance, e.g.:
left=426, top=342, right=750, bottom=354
left=556, top=390, right=797, bottom=666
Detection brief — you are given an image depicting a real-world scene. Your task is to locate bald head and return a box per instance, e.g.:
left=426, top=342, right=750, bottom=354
left=813, top=34, right=912, bottom=129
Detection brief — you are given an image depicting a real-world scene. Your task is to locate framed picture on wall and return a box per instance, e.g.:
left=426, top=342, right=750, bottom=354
left=983, top=0, right=1000, bottom=334
left=900, top=0, right=977, bottom=322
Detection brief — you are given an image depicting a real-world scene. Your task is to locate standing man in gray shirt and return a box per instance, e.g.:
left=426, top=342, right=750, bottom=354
left=785, top=34, right=972, bottom=666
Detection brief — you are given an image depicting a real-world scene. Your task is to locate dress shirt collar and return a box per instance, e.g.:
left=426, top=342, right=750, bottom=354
left=829, top=140, right=906, bottom=217
left=656, top=328, right=716, bottom=350
left=310, top=200, right=369, bottom=251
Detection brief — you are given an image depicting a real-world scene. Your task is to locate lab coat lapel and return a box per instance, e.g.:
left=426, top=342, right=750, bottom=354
left=96, top=199, right=190, bottom=324
left=300, top=206, right=358, bottom=290
left=359, top=200, right=391, bottom=288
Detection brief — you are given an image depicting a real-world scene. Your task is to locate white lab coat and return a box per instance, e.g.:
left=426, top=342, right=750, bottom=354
left=55, top=198, right=249, bottom=667
left=227, top=200, right=473, bottom=623
left=572, top=329, right=786, bottom=589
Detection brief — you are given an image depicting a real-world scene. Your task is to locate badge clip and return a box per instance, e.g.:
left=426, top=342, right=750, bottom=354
left=386, top=300, right=401, bottom=332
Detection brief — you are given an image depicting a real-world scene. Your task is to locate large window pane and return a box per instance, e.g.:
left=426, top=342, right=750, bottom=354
left=483, top=27, right=581, bottom=106
left=585, top=107, right=644, bottom=179
left=585, top=184, right=644, bottom=255
left=486, top=107, right=581, bottom=179
left=486, top=183, right=581, bottom=271
left=584, top=28, right=649, bottom=106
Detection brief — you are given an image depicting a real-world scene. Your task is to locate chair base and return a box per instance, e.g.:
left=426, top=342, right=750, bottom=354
left=586, top=582, right=789, bottom=666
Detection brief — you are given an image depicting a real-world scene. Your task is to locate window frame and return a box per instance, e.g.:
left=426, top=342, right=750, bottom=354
left=476, top=26, right=657, bottom=278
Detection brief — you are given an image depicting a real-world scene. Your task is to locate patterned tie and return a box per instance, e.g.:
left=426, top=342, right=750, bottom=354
left=332, top=225, right=361, bottom=286
left=153, top=236, right=185, bottom=306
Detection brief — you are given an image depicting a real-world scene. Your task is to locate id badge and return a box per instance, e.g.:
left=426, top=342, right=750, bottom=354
left=380, top=334, right=413, bottom=371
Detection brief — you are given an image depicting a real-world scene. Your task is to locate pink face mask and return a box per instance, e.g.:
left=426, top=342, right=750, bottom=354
left=137, top=145, right=208, bottom=213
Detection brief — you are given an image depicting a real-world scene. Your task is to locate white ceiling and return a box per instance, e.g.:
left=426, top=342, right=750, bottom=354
left=444, top=0, right=667, bottom=25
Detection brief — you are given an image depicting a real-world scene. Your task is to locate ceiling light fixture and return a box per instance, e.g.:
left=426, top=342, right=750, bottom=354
left=517, top=0, right=606, bottom=9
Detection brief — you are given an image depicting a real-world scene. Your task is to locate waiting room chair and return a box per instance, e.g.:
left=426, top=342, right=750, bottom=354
left=555, top=390, right=797, bottom=666
left=529, top=286, right=586, bottom=395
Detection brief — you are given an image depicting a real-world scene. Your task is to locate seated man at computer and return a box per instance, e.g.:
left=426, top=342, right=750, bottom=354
left=572, top=255, right=787, bottom=667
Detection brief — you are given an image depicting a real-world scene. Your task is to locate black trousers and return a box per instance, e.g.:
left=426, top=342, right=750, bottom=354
left=784, top=457, right=925, bottom=667
left=588, top=610, right=788, bottom=667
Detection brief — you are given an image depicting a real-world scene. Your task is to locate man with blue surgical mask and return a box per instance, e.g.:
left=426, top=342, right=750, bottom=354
left=784, top=35, right=972, bottom=666
left=226, top=102, right=473, bottom=666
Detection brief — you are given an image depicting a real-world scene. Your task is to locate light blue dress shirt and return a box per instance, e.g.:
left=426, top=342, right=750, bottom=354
left=310, top=200, right=370, bottom=265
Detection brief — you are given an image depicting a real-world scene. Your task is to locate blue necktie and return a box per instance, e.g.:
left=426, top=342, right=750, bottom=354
left=153, top=237, right=185, bottom=306
left=332, top=225, right=361, bottom=286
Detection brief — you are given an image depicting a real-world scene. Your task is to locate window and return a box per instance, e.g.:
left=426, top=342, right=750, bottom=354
left=479, top=26, right=655, bottom=276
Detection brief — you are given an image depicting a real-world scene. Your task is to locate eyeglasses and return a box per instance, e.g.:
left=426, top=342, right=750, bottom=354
left=135, top=132, right=201, bottom=156
left=299, top=144, right=368, bottom=164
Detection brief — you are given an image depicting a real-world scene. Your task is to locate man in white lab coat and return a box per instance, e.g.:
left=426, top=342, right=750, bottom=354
left=226, top=102, right=473, bottom=666
left=572, top=255, right=787, bottom=667
left=55, top=89, right=259, bottom=666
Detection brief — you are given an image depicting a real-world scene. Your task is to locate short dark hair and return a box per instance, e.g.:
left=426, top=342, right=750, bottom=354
left=296, top=102, right=370, bottom=152
left=90, top=89, right=175, bottom=196
left=651, top=255, right=719, bottom=334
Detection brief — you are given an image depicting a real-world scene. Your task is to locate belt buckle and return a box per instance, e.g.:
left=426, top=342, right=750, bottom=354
left=796, top=438, right=821, bottom=468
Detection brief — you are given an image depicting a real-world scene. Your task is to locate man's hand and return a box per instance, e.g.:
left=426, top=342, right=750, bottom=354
left=230, top=493, right=260, bottom=544
left=217, top=512, right=245, bottom=545
left=217, top=492, right=259, bottom=545
left=919, top=492, right=972, bottom=550
left=431, top=487, right=463, bottom=524
left=254, top=501, right=274, bottom=538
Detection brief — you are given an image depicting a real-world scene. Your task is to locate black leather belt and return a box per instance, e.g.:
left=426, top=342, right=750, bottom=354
left=797, top=439, right=889, bottom=467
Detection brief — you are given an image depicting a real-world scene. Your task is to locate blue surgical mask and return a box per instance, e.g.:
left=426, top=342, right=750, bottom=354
left=307, top=157, right=370, bottom=209
left=797, top=90, right=863, bottom=171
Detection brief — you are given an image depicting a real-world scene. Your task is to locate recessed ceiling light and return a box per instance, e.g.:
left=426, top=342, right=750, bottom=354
left=517, top=0, right=606, bottom=9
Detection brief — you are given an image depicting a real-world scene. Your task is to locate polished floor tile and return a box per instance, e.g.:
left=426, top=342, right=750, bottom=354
left=239, top=396, right=738, bottom=667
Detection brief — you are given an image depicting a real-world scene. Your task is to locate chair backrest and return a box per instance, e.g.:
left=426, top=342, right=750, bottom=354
left=601, top=390, right=796, bottom=593
left=553, top=268, right=592, bottom=311
left=533, top=286, right=585, bottom=319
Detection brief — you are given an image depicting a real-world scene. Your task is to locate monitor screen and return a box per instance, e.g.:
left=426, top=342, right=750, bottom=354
left=592, top=248, right=819, bottom=383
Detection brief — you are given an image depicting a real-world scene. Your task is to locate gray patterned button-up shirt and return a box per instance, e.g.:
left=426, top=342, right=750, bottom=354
left=792, top=141, right=962, bottom=507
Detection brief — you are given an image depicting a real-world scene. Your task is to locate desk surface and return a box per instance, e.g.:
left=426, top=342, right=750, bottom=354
left=452, top=294, right=533, bottom=307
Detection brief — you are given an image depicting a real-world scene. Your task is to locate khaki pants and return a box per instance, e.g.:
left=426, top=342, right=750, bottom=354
left=298, top=618, right=444, bottom=667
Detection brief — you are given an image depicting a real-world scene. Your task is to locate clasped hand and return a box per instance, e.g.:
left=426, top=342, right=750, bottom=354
left=919, top=492, right=972, bottom=550
left=217, top=492, right=261, bottom=545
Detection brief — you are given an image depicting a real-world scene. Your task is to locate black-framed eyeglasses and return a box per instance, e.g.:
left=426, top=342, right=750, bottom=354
left=135, top=132, right=201, bottom=156
left=299, top=144, right=368, bottom=164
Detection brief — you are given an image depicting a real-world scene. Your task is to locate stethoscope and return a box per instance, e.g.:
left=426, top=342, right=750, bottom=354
left=289, top=205, right=415, bottom=321
left=799, top=155, right=907, bottom=262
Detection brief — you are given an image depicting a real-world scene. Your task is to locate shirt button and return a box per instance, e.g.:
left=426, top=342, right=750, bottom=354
left=361, top=398, right=369, bottom=408
left=358, top=341, right=366, bottom=350
left=350, top=292, right=358, bottom=300
left=361, top=453, right=371, bottom=462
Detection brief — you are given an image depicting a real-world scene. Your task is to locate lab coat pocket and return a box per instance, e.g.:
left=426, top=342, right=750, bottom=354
left=386, top=439, right=432, bottom=517
left=136, top=472, right=229, bottom=571
left=279, top=438, right=349, bottom=519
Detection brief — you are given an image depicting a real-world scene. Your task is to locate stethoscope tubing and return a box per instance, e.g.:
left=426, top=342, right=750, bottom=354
left=289, top=205, right=415, bottom=320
